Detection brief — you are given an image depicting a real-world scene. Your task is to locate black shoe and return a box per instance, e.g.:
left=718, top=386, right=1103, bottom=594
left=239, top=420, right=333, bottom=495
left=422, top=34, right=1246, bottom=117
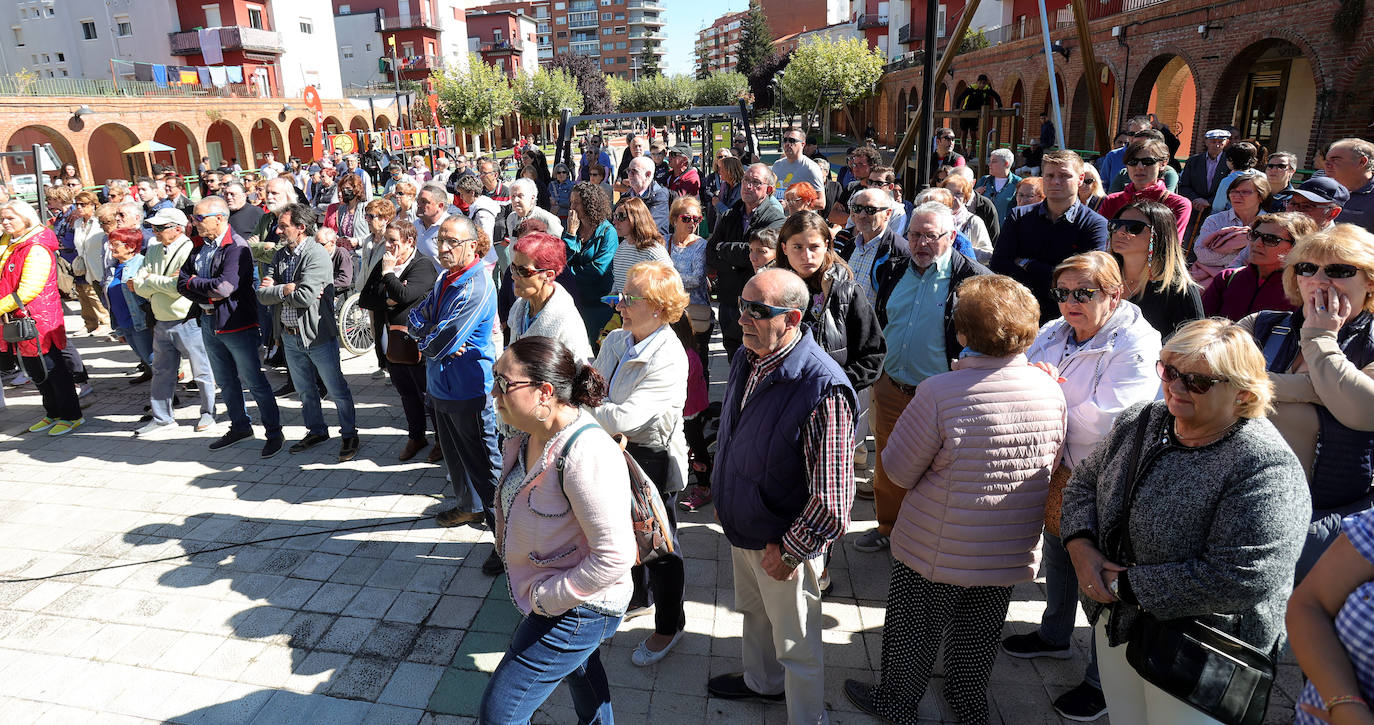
left=274, top=382, right=296, bottom=397
left=337, top=436, right=360, bottom=462
left=1053, top=682, right=1107, bottom=722
left=1001, top=631, right=1073, bottom=660
left=481, top=549, right=504, bottom=576
left=706, top=673, right=785, bottom=702
left=208, top=428, right=254, bottom=451
left=289, top=433, right=330, bottom=453
left=436, top=508, right=483, bottom=527
left=842, top=680, right=888, bottom=721
left=128, top=369, right=152, bottom=385
left=261, top=435, right=285, bottom=459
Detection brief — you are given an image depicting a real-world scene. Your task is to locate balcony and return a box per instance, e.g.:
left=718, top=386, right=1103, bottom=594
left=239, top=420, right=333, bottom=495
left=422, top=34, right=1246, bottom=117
left=394, top=54, right=443, bottom=72
left=379, top=11, right=440, bottom=31
left=628, top=13, right=665, bottom=27
left=626, top=0, right=662, bottom=9
left=169, top=25, right=284, bottom=55
left=897, top=23, right=912, bottom=44
left=857, top=13, right=889, bottom=29
left=479, top=39, right=525, bottom=53
left=567, top=11, right=598, bottom=29
left=569, top=40, right=600, bottom=56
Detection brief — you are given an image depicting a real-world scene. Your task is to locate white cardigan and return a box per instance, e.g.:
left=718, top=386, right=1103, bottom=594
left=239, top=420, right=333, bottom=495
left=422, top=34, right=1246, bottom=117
left=590, top=325, right=688, bottom=492
left=506, top=282, right=594, bottom=363
left=73, top=217, right=106, bottom=283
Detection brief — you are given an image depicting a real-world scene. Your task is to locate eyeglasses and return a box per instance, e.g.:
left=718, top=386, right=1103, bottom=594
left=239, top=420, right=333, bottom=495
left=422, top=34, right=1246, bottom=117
left=782, top=138, right=803, bottom=146
left=1265, top=163, right=1291, bottom=171
left=861, top=178, right=887, bottom=188
left=678, top=214, right=701, bottom=224
left=190, top=213, right=226, bottom=223
left=1157, top=361, right=1229, bottom=395
left=1107, top=219, right=1150, bottom=235
left=600, top=293, right=643, bottom=307
left=613, top=212, right=630, bottom=222
left=150, top=223, right=178, bottom=232
left=937, top=135, right=955, bottom=141
left=510, top=264, right=551, bottom=278
left=1049, top=287, right=1104, bottom=303
left=1293, top=262, right=1360, bottom=279
left=364, top=213, right=389, bottom=221
left=437, top=236, right=476, bottom=249
left=492, top=372, right=538, bottom=396
left=738, top=297, right=797, bottom=320
left=849, top=204, right=889, bottom=216
left=1248, top=228, right=1292, bottom=247
left=742, top=178, right=770, bottom=188
left=1125, top=157, right=1162, bottom=167
left=908, top=230, right=949, bottom=244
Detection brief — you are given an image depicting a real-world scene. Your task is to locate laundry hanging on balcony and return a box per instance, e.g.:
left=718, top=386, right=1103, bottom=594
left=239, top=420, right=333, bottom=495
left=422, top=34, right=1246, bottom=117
left=133, top=63, right=154, bottom=82
left=207, top=66, right=228, bottom=88
left=198, top=28, right=223, bottom=65
left=226, top=66, right=243, bottom=84
left=151, top=65, right=168, bottom=87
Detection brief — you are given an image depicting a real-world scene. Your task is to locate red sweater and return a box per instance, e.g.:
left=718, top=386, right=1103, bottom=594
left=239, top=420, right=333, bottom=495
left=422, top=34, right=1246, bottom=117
left=1099, top=181, right=1192, bottom=240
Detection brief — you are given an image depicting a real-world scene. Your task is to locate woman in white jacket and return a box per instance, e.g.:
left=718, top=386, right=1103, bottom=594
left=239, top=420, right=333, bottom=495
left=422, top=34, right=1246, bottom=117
left=590, top=260, right=689, bottom=667
left=1002, top=251, right=1162, bottom=721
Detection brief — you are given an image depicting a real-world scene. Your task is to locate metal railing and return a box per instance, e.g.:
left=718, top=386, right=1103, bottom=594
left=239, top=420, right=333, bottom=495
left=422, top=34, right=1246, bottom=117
left=567, top=11, right=598, bottom=28
left=379, top=11, right=440, bottom=30
left=0, top=74, right=258, bottom=98
left=479, top=40, right=525, bottom=53
left=969, top=0, right=1173, bottom=51
left=168, top=25, right=284, bottom=55
left=857, top=13, right=890, bottom=30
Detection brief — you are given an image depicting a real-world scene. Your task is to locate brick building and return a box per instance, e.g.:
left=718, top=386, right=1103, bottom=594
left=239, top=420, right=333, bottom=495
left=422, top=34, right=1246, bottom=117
left=759, top=0, right=854, bottom=39
left=696, top=10, right=747, bottom=75
left=471, top=0, right=667, bottom=79
left=466, top=11, right=540, bottom=78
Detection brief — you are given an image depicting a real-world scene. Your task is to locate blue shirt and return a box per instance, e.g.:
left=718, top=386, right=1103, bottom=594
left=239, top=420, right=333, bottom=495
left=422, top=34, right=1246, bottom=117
left=882, top=250, right=953, bottom=387
left=1337, top=178, right=1374, bottom=233
left=106, top=261, right=133, bottom=329
left=1097, top=146, right=1128, bottom=190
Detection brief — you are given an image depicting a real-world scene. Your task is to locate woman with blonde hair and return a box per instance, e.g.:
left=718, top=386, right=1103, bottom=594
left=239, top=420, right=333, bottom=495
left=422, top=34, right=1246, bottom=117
left=1108, top=199, right=1203, bottom=339
left=1079, top=163, right=1107, bottom=213
left=1241, top=223, right=1374, bottom=580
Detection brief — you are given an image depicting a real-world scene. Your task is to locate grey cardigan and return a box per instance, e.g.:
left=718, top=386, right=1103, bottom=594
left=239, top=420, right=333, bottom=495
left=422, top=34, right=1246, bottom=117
left=256, top=238, right=336, bottom=348
left=1060, top=400, right=1310, bottom=650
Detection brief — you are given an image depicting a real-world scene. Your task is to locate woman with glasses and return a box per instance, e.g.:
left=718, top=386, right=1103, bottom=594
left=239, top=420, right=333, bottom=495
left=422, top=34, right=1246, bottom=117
left=506, top=232, right=592, bottom=362
left=480, top=336, right=634, bottom=725
left=1203, top=212, right=1316, bottom=321
left=1240, top=224, right=1374, bottom=581
left=1078, top=164, right=1107, bottom=213
left=70, top=190, right=110, bottom=335
left=1059, top=318, right=1307, bottom=725
left=563, top=181, right=619, bottom=340
left=1099, top=136, right=1192, bottom=238
left=1108, top=200, right=1202, bottom=339
left=1015, top=176, right=1045, bottom=209
left=668, top=196, right=711, bottom=367
left=609, top=196, right=670, bottom=295
left=1005, top=251, right=1161, bottom=719
left=1191, top=171, right=1273, bottom=283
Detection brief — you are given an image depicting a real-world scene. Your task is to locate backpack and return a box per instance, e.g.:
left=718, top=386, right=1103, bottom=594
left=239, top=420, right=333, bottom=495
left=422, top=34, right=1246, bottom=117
left=555, top=425, right=676, bottom=566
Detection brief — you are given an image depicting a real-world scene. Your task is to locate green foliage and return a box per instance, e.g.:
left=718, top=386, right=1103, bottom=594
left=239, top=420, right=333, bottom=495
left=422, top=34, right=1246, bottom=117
left=957, top=28, right=991, bottom=55
left=778, top=36, right=885, bottom=112
left=430, top=55, right=516, bottom=132
left=607, top=76, right=634, bottom=112
left=638, top=42, right=662, bottom=78
left=695, top=45, right=712, bottom=80
left=736, top=1, right=774, bottom=80
left=694, top=72, right=749, bottom=107
left=617, top=74, right=698, bottom=112
left=516, top=68, right=584, bottom=122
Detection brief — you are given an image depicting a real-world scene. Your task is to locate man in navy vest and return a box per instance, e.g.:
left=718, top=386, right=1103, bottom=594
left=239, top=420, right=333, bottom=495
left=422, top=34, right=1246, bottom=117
left=707, top=268, right=857, bottom=724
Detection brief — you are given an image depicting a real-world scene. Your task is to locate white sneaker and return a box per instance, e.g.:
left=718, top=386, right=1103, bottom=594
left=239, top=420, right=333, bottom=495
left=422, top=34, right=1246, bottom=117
left=134, top=420, right=176, bottom=437
left=195, top=413, right=216, bottom=432
left=77, top=383, right=94, bottom=398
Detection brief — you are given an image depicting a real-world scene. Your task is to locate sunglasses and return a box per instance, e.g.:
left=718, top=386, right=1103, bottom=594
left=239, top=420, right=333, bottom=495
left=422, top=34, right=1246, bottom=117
left=782, top=138, right=803, bottom=145
left=600, top=293, right=643, bottom=307
left=1265, top=163, right=1290, bottom=171
left=1157, top=361, right=1229, bottom=395
left=510, top=264, right=551, bottom=278
left=1248, top=229, right=1292, bottom=247
left=849, top=204, right=889, bottom=216
left=150, top=223, right=177, bottom=232
left=678, top=214, right=701, bottom=224
left=738, top=297, right=796, bottom=320
left=190, top=212, right=227, bottom=223
left=613, top=212, right=630, bottom=222
left=1125, top=157, right=1162, bottom=167
left=1049, top=287, right=1104, bottom=303
left=937, top=135, right=955, bottom=141
left=492, top=372, right=538, bottom=395
left=1293, top=262, right=1360, bottom=279
left=1107, top=219, right=1150, bottom=235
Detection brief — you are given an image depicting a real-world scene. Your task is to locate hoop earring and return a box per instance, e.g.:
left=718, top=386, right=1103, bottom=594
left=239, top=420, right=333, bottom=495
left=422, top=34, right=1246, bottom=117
left=534, top=403, right=552, bottom=423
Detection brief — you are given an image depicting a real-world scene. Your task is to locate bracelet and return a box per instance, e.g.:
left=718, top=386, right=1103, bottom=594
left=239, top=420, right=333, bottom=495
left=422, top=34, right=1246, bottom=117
left=1325, top=695, right=1369, bottom=711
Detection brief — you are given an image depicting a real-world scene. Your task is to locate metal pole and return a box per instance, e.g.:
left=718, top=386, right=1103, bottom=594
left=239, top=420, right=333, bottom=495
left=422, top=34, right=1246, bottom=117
left=914, top=0, right=938, bottom=191
left=32, top=145, right=47, bottom=222
left=1037, top=0, right=1067, bottom=150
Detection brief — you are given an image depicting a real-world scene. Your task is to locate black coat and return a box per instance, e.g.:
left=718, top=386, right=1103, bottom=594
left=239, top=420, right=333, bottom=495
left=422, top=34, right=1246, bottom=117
left=969, top=193, right=1001, bottom=245
left=706, top=197, right=786, bottom=347
left=874, top=251, right=992, bottom=370
left=801, top=263, right=886, bottom=391
left=1178, top=151, right=1227, bottom=203
left=358, top=255, right=439, bottom=325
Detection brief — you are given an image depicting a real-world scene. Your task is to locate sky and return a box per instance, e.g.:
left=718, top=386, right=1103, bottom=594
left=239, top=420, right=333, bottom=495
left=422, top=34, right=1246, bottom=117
left=662, top=0, right=751, bottom=76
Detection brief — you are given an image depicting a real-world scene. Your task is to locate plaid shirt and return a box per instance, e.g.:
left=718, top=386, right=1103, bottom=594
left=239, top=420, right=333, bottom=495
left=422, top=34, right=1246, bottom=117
left=743, top=332, right=856, bottom=561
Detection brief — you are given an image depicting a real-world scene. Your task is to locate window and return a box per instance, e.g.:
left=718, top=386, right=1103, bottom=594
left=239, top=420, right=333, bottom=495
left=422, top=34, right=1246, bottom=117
left=79, top=20, right=96, bottom=40
left=203, top=4, right=221, bottom=27
left=11, top=26, right=22, bottom=47
left=602, top=12, right=611, bottom=20
left=557, top=31, right=566, bottom=38
left=45, top=7, right=54, bottom=16
left=56, top=52, right=64, bottom=61
left=365, top=42, right=372, bottom=51
left=602, top=27, right=611, bottom=35
left=602, top=42, right=613, bottom=50
left=342, top=45, right=353, bottom=58
left=41, top=53, right=50, bottom=63
left=115, top=16, right=132, bottom=37
left=402, top=41, right=414, bottom=55
left=340, top=4, right=351, bottom=12
left=60, top=68, right=68, bottom=77
left=247, top=6, right=264, bottom=30
left=936, top=4, right=946, bottom=37
left=537, top=22, right=549, bottom=33
left=615, top=13, right=624, bottom=19
left=299, top=18, right=313, bottom=34
left=554, top=2, right=565, bottom=9
left=617, top=41, right=625, bottom=49
left=555, top=16, right=565, bottom=24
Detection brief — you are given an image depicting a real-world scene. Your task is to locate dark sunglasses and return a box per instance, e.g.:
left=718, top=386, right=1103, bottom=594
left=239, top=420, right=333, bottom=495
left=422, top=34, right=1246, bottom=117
left=738, top=298, right=796, bottom=320
left=510, top=264, right=551, bottom=278
left=190, top=213, right=226, bottom=222
left=492, top=372, right=538, bottom=395
left=613, top=212, right=630, bottom=222
left=678, top=214, right=702, bottom=224
left=849, top=204, right=889, bottom=216
left=1107, top=219, right=1150, bottom=235
left=782, top=138, right=803, bottom=145
left=1265, top=163, right=1290, bottom=171
left=1157, top=361, right=1229, bottom=395
left=1049, top=287, right=1104, bottom=303
left=1248, top=228, right=1292, bottom=247
left=150, top=223, right=178, bottom=232
left=1293, top=262, right=1360, bottom=279
left=1125, top=157, right=1162, bottom=167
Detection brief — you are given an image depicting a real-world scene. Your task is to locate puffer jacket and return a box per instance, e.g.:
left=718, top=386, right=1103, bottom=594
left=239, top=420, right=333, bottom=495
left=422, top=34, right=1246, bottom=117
left=883, top=354, right=1068, bottom=587
left=1026, top=300, right=1162, bottom=469
left=801, top=262, right=886, bottom=391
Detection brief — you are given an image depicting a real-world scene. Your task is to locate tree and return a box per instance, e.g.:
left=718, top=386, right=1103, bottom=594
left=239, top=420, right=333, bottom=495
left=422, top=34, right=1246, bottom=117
left=694, top=44, right=712, bottom=80
left=430, top=54, right=516, bottom=155
left=778, top=36, right=884, bottom=138
left=551, top=52, right=612, bottom=115
left=736, top=1, right=774, bottom=80
left=637, top=38, right=662, bottom=78
left=747, top=51, right=790, bottom=110
left=618, top=74, right=696, bottom=112
left=607, top=76, right=635, bottom=112
left=517, top=68, right=584, bottom=141
left=695, top=72, right=749, bottom=107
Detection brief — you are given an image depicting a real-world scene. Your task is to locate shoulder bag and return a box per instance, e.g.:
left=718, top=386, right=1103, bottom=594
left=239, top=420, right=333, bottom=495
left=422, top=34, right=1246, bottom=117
left=556, top=425, right=676, bottom=565
left=1107, top=408, right=1276, bottom=725
left=385, top=324, right=421, bottom=365
left=2, top=292, right=39, bottom=344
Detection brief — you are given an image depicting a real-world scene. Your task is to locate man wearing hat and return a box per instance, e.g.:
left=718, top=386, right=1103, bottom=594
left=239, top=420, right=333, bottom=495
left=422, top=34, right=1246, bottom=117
left=953, top=74, right=1004, bottom=151
left=1179, top=129, right=1232, bottom=219
left=1287, top=176, right=1349, bottom=231
left=667, top=144, right=701, bottom=199
left=1325, top=138, right=1374, bottom=232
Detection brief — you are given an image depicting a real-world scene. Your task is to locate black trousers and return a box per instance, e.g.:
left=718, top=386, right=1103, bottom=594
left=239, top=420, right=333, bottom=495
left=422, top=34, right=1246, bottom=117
left=23, top=348, right=81, bottom=421
left=625, top=443, right=685, bottom=637
left=683, top=413, right=711, bottom=489
left=388, top=361, right=429, bottom=443
left=371, top=314, right=387, bottom=372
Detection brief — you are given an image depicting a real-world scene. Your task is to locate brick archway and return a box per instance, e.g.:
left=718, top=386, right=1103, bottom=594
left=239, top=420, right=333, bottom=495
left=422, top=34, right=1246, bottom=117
left=152, top=122, right=201, bottom=177
left=1206, top=37, right=1321, bottom=162
left=3, top=125, right=78, bottom=183
left=248, top=118, right=285, bottom=166
left=88, top=123, right=142, bottom=182
left=206, top=119, right=247, bottom=169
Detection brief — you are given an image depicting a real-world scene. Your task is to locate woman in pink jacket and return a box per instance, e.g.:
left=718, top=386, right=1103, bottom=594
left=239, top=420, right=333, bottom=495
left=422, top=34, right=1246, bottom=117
left=845, top=275, right=1068, bottom=725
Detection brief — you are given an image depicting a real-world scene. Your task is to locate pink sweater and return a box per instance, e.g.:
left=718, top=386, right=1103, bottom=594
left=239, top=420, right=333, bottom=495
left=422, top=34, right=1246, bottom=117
left=495, top=412, right=636, bottom=617
left=882, top=354, right=1068, bottom=588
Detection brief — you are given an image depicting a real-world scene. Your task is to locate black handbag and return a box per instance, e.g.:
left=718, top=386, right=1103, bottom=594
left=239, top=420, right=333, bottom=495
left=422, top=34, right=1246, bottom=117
left=2, top=292, right=39, bottom=344
left=1107, top=408, right=1276, bottom=725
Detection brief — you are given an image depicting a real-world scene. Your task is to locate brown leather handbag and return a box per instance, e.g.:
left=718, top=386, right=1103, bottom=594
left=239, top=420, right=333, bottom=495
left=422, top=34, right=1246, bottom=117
left=1043, top=463, right=1072, bottom=537
left=385, top=324, right=421, bottom=365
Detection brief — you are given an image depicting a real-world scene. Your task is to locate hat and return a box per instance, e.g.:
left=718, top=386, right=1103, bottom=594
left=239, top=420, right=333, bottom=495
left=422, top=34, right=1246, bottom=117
left=146, top=208, right=188, bottom=227
left=1292, top=176, right=1350, bottom=206
left=1204, top=129, right=1232, bottom=140
left=668, top=144, right=691, bottom=158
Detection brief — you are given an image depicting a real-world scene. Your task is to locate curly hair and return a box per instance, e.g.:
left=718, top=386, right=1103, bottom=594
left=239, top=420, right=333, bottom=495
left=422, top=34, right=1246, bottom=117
left=571, top=181, right=610, bottom=230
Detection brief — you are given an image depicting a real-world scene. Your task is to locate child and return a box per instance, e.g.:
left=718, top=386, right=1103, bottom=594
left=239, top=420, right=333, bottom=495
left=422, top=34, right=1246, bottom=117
left=671, top=316, right=713, bottom=512
left=549, top=162, right=574, bottom=221
left=747, top=227, right=779, bottom=274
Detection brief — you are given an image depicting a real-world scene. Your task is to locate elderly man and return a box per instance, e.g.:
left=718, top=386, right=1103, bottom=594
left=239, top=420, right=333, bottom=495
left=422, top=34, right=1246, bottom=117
left=667, top=144, right=701, bottom=198
left=707, top=163, right=788, bottom=362
left=975, top=148, right=1023, bottom=225
left=415, top=183, right=452, bottom=265
left=622, top=156, right=672, bottom=238
left=475, top=157, right=510, bottom=203
left=854, top=202, right=993, bottom=552
left=617, top=133, right=648, bottom=182
left=1287, top=176, right=1349, bottom=231
left=1179, top=129, right=1231, bottom=220
left=832, top=146, right=882, bottom=220
left=163, top=177, right=194, bottom=214
left=407, top=216, right=504, bottom=574
left=222, top=181, right=265, bottom=240
left=707, top=267, right=856, bottom=725
left=772, top=126, right=825, bottom=200
left=430, top=156, right=452, bottom=188
left=130, top=208, right=218, bottom=436
left=444, top=154, right=475, bottom=197
left=257, top=203, right=360, bottom=461
left=177, top=196, right=284, bottom=457
left=1326, top=138, right=1374, bottom=232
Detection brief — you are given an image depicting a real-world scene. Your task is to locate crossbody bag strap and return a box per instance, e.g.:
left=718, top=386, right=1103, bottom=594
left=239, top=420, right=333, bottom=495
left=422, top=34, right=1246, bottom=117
left=554, top=425, right=600, bottom=496
left=1112, top=406, right=1156, bottom=563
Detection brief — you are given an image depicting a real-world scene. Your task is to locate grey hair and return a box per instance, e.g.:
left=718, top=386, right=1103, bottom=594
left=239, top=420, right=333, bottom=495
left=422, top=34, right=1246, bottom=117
left=266, top=176, right=294, bottom=193
left=118, top=200, right=145, bottom=223
left=1332, top=138, right=1374, bottom=164
left=510, top=177, right=537, bottom=197
left=440, top=213, right=479, bottom=239
left=852, top=187, right=894, bottom=207
left=907, top=201, right=955, bottom=234
left=196, top=195, right=229, bottom=214
left=950, top=165, right=976, bottom=182
left=420, top=182, right=449, bottom=205
left=0, top=199, right=42, bottom=229
left=990, top=148, right=1015, bottom=165
left=315, top=226, right=338, bottom=246
left=1268, top=151, right=1298, bottom=168
left=745, top=163, right=777, bottom=187
left=758, top=268, right=809, bottom=311
left=628, top=156, right=654, bottom=174
left=222, top=181, right=246, bottom=195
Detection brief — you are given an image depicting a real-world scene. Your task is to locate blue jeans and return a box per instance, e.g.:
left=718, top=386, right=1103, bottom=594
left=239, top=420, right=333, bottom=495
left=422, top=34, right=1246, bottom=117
left=480, top=606, right=622, bottom=725
left=116, top=325, right=154, bottom=366
left=150, top=318, right=216, bottom=425
left=281, top=332, right=357, bottom=438
left=433, top=395, right=500, bottom=525
left=1040, top=532, right=1100, bottom=688
left=201, top=320, right=282, bottom=436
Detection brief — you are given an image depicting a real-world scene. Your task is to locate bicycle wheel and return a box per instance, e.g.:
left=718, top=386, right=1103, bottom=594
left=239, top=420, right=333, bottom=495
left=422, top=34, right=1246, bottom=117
left=337, top=292, right=374, bottom=357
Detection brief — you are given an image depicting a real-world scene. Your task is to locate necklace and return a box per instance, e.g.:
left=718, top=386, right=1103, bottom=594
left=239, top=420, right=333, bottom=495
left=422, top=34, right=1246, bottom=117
left=1171, top=416, right=1241, bottom=448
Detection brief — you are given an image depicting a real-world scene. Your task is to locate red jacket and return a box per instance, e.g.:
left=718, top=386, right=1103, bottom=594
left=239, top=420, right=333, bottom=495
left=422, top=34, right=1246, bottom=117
left=1098, top=181, right=1192, bottom=239
left=0, top=227, right=67, bottom=356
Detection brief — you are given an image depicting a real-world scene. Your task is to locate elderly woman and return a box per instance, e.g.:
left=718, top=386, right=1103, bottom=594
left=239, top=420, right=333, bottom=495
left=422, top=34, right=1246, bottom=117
left=668, top=195, right=711, bottom=366
left=845, top=275, right=1068, bottom=725
left=975, top=147, right=1023, bottom=224
left=591, top=260, right=689, bottom=666
left=777, top=211, right=887, bottom=391
left=359, top=218, right=438, bottom=461
left=1, top=199, right=83, bottom=435
left=506, top=232, right=592, bottom=361
left=104, top=228, right=154, bottom=374
left=1203, top=212, right=1316, bottom=321
left=945, top=170, right=1001, bottom=247
left=480, top=336, right=634, bottom=725
left=1211, top=141, right=1263, bottom=213
left=389, top=180, right=419, bottom=223
left=1240, top=224, right=1374, bottom=581
left=70, top=189, right=110, bottom=334
left=1016, top=176, right=1045, bottom=209
left=1099, top=136, right=1192, bottom=238
left=324, top=173, right=368, bottom=251
left=564, top=181, right=619, bottom=339
left=1109, top=200, right=1203, bottom=339
left=1003, top=251, right=1163, bottom=721
left=1191, top=170, right=1272, bottom=283
left=1079, top=164, right=1107, bottom=213
left=1060, top=318, right=1309, bottom=725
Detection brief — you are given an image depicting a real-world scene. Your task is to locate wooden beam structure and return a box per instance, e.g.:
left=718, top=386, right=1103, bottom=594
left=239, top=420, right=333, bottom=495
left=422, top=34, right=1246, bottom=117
left=892, top=0, right=983, bottom=189
left=1069, top=0, right=1111, bottom=153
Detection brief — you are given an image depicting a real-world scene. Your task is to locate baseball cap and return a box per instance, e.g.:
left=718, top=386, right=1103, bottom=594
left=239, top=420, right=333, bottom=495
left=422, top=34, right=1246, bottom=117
left=1204, top=129, right=1232, bottom=140
left=146, top=208, right=188, bottom=227
left=1292, top=176, right=1350, bottom=206
left=668, top=144, right=691, bottom=158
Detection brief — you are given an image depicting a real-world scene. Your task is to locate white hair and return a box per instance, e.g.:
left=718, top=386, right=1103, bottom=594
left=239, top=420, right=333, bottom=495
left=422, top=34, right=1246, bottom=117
left=629, top=156, right=655, bottom=174
left=118, top=200, right=145, bottom=223
left=0, top=199, right=42, bottom=229
left=907, top=201, right=955, bottom=234
left=950, top=166, right=976, bottom=182
left=510, top=177, right=538, bottom=197
left=990, top=148, right=1015, bottom=165
left=852, top=187, right=894, bottom=207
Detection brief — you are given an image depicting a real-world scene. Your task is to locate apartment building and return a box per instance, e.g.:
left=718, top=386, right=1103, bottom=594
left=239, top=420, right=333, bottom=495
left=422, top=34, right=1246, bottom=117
left=473, top=0, right=666, bottom=80
left=695, top=10, right=746, bottom=75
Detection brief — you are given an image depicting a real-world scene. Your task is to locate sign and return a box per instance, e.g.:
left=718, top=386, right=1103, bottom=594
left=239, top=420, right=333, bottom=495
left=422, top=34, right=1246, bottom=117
left=327, top=133, right=357, bottom=155
left=303, top=86, right=324, bottom=161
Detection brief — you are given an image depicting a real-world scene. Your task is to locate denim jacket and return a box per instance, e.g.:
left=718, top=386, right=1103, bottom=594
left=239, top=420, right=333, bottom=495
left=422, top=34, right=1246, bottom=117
left=106, top=254, right=149, bottom=331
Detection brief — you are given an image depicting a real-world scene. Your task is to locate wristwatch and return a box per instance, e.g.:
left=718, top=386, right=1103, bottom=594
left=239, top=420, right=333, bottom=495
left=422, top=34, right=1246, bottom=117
left=780, top=550, right=803, bottom=570
left=1108, top=576, right=1120, bottom=597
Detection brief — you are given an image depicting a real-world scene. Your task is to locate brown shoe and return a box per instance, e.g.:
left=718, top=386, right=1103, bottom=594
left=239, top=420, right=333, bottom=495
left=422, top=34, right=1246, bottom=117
left=398, top=438, right=427, bottom=462
left=436, top=508, right=483, bottom=527
left=427, top=443, right=444, bottom=462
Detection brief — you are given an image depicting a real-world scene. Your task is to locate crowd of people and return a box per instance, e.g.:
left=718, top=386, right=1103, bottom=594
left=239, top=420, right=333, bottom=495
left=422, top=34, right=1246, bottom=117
left=2, top=121, right=1373, bottom=725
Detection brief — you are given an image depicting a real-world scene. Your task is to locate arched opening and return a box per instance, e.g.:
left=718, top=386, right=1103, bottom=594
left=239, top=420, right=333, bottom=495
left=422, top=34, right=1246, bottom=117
left=1010, top=79, right=1025, bottom=147
left=375, top=115, right=393, bottom=130
left=249, top=118, right=284, bottom=168
left=935, top=83, right=949, bottom=112
left=1070, top=67, right=1121, bottom=153
left=896, top=88, right=908, bottom=140
left=87, top=123, right=142, bottom=182
left=287, top=118, right=313, bottom=160
left=206, top=119, right=246, bottom=169
left=349, top=115, right=369, bottom=133
left=1209, top=39, right=1317, bottom=160
left=3, top=125, right=77, bottom=183
left=1336, top=52, right=1374, bottom=166
left=1130, top=54, right=1199, bottom=159
left=323, top=115, right=344, bottom=135
left=152, top=122, right=200, bottom=176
